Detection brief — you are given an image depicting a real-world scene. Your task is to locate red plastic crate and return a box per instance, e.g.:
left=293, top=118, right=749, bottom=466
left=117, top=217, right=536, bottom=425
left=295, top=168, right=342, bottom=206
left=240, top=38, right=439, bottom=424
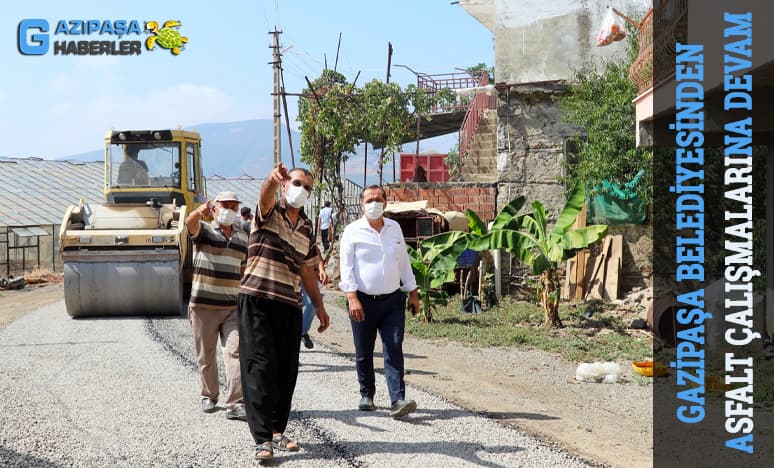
left=399, top=154, right=450, bottom=182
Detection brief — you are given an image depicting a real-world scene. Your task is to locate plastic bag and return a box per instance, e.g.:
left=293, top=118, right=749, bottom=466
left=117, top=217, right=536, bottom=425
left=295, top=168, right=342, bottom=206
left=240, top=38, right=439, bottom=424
left=461, top=291, right=482, bottom=314
left=596, top=8, right=627, bottom=47
left=575, top=362, right=623, bottom=383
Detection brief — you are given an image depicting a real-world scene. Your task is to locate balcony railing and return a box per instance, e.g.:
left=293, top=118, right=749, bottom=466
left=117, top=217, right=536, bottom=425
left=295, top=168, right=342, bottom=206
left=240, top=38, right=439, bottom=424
left=417, top=72, right=481, bottom=114
left=628, top=0, right=688, bottom=93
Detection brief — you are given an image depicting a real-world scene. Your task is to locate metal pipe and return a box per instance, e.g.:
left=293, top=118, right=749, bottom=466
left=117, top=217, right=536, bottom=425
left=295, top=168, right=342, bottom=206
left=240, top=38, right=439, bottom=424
left=363, top=142, right=367, bottom=188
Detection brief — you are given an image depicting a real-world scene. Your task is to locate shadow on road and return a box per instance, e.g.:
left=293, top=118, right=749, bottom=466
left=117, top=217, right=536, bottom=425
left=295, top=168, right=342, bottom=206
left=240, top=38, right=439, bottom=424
left=299, top=348, right=437, bottom=377
left=295, top=407, right=560, bottom=428
left=269, top=438, right=524, bottom=468
left=0, top=446, right=61, bottom=467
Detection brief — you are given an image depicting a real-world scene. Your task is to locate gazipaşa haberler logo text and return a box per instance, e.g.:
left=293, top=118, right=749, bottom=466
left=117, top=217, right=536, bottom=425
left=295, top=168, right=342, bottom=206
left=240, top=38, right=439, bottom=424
left=17, top=19, right=188, bottom=56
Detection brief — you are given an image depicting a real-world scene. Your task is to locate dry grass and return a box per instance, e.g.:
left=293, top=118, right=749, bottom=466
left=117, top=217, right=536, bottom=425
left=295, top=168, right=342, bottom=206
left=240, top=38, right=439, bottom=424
left=24, top=267, right=64, bottom=285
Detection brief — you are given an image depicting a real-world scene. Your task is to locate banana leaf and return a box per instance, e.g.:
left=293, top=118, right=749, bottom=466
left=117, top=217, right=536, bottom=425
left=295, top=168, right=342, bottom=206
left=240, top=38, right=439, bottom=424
left=489, top=195, right=527, bottom=231
left=465, top=209, right=488, bottom=237
left=552, top=184, right=586, bottom=234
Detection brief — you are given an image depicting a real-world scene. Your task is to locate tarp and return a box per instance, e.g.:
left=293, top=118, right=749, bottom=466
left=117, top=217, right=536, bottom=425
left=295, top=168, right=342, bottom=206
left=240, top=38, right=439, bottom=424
left=587, top=169, right=647, bottom=225
left=385, top=200, right=444, bottom=217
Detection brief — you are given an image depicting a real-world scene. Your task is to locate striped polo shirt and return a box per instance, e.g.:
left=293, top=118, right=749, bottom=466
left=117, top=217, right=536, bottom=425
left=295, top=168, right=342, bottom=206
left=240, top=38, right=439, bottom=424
left=240, top=199, right=318, bottom=309
left=189, top=221, right=248, bottom=311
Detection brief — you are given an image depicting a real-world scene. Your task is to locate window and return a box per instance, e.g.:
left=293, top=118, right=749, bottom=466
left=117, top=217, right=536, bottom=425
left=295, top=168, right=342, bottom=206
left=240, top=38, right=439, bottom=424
left=108, top=142, right=181, bottom=188
left=187, top=143, right=196, bottom=192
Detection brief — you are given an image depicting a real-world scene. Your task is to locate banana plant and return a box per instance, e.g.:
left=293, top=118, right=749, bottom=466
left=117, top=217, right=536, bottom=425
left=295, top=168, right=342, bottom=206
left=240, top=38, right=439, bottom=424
left=473, top=184, right=607, bottom=328
left=407, top=231, right=469, bottom=322
left=421, top=185, right=607, bottom=328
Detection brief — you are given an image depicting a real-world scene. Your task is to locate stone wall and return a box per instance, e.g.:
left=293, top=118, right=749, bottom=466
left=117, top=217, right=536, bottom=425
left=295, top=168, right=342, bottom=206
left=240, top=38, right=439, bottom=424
left=607, top=224, right=653, bottom=292
left=495, top=83, right=580, bottom=219
left=385, top=182, right=498, bottom=222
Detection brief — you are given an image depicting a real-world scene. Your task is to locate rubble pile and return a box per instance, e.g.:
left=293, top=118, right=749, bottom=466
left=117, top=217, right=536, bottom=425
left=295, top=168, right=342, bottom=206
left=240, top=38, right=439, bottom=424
left=609, top=286, right=652, bottom=329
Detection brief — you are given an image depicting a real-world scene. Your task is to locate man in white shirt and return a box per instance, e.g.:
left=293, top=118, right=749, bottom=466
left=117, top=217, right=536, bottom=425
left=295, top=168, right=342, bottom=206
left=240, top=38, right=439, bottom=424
left=316, top=201, right=334, bottom=252
left=339, top=185, right=421, bottom=418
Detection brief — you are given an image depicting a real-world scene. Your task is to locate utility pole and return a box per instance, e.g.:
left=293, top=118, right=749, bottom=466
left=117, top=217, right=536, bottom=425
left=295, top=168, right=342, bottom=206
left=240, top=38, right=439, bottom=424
left=378, top=42, right=393, bottom=186
left=269, top=28, right=282, bottom=168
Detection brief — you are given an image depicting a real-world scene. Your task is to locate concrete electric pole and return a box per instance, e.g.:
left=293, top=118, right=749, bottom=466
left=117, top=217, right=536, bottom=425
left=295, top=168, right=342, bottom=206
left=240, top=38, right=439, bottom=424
left=269, top=28, right=282, bottom=168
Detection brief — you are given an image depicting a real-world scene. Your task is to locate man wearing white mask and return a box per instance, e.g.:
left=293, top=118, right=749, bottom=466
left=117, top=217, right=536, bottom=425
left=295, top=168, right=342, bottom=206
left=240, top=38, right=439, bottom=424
left=339, top=185, right=421, bottom=419
left=185, top=191, right=248, bottom=421
left=238, top=162, right=330, bottom=462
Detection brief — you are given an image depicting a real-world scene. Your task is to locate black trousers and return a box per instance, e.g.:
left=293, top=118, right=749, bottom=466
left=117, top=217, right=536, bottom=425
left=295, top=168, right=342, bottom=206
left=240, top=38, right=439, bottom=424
left=349, top=290, right=407, bottom=404
left=321, top=228, right=330, bottom=252
left=237, top=294, right=301, bottom=444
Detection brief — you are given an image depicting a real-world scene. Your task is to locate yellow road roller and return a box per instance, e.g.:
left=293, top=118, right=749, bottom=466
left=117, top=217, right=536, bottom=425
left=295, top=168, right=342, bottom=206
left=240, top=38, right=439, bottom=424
left=59, top=129, right=206, bottom=317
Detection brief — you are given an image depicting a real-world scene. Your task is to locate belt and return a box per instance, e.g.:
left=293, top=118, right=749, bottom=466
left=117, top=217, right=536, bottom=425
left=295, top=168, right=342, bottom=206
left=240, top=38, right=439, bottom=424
left=357, top=289, right=400, bottom=301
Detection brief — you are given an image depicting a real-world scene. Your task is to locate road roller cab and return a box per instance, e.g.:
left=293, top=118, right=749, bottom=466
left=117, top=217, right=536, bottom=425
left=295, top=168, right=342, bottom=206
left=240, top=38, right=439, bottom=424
left=59, top=129, right=206, bottom=318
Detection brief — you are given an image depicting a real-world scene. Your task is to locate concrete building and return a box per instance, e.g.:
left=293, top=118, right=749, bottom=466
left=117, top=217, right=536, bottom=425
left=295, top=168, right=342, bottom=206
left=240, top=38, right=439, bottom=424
left=460, top=0, right=647, bottom=213
left=627, top=0, right=774, bottom=345
left=458, top=0, right=652, bottom=290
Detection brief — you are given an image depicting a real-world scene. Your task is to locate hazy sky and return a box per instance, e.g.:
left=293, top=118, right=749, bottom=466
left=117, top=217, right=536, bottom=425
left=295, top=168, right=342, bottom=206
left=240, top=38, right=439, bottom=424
left=0, top=1, right=493, bottom=161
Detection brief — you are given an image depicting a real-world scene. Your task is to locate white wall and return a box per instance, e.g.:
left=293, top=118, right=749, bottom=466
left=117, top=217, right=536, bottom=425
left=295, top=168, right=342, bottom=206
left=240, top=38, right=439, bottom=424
left=494, top=0, right=650, bottom=83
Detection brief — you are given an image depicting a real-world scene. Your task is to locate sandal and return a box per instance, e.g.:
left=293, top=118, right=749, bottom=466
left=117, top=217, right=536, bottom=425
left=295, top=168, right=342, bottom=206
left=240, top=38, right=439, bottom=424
left=272, top=433, right=299, bottom=452
left=254, top=441, right=273, bottom=461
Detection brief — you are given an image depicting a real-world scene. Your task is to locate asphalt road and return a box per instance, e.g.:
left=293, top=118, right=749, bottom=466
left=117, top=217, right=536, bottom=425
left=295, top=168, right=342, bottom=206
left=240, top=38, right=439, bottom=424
left=0, top=300, right=591, bottom=467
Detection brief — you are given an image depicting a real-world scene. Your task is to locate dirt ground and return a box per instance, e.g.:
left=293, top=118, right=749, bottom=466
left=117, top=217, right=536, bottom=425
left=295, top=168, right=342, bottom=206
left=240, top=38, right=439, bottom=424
left=0, top=283, right=652, bottom=468
left=0, top=283, right=64, bottom=330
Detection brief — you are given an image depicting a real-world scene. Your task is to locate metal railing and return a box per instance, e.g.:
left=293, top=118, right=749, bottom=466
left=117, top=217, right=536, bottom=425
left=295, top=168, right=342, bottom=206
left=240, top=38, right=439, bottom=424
left=306, top=178, right=363, bottom=227
left=1, top=224, right=60, bottom=277
left=629, top=0, right=688, bottom=93
left=417, top=71, right=481, bottom=114
left=459, top=71, right=497, bottom=157
left=342, top=178, right=363, bottom=223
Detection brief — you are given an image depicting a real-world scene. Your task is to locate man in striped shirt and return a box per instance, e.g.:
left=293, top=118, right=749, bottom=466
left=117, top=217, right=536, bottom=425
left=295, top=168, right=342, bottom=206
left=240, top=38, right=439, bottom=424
left=185, top=191, right=248, bottom=421
left=238, top=163, right=330, bottom=462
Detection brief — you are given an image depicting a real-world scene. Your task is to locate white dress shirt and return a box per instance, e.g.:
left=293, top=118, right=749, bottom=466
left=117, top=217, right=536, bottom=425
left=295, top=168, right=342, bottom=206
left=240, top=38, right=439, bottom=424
left=318, top=206, right=333, bottom=230
left=339, top=216, right=418, bottom=295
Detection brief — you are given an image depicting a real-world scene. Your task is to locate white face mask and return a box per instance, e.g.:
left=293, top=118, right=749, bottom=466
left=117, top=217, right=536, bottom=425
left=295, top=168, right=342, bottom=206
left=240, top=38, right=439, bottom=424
left=364, top=201, right=384, bottom=220
left=285, top=184, right=309, bottom=209
left=217, top=208, right=236, bottom=226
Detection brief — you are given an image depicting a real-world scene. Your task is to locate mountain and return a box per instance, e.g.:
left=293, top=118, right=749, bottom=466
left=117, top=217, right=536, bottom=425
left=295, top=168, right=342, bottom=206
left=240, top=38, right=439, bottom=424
left=58, top=118, right=457, bottom=184
left=59, top=119, right=301, bottom=179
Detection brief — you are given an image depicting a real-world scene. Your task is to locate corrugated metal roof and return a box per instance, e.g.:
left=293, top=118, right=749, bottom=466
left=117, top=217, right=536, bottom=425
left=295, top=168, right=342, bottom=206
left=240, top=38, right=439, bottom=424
left=206, top=176, right=263, bottom=209
left=0, top=157, right=104, bottom=227
left=0, top=157, right=267, bottom=227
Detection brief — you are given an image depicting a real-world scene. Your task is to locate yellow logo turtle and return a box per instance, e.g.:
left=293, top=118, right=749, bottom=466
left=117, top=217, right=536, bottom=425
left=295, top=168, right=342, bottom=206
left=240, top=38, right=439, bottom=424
left=145, top=21, right=188, bottom=55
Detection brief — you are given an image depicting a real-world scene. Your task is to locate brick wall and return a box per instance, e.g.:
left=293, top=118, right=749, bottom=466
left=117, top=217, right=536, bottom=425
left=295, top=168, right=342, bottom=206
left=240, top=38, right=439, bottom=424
left=384, top=182, right=498, bottom=221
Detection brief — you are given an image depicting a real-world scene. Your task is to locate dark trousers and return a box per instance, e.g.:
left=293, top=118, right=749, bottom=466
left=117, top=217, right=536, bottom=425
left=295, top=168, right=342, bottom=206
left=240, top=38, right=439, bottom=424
left=238, top=294, right=301, bottom=444
left=349, top=290, right=407, bottom=404
left=321, top=228, right=330, bottom=252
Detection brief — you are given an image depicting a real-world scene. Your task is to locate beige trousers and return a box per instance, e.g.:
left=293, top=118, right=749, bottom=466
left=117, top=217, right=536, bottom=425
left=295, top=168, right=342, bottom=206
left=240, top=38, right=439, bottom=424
left=189, top=307, right=243, bottom=410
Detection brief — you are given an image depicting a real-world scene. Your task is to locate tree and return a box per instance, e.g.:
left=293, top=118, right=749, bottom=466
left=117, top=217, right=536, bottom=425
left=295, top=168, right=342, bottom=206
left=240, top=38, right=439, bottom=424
left=557, top=33, right=652, bottom=204
left=465, top=62, right=495, bottom=82
left=298, top=71, right=455, bottom=219
left=297, top=69, right=455, bottom=285
left=298, top=69, right=358, bottom=231
left=444, top=143, right=462, bottom=181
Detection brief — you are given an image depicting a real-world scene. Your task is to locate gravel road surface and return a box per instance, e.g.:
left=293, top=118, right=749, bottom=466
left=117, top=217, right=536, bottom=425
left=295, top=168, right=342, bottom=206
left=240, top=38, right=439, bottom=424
left=0, top=300, right=591, bottom=467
